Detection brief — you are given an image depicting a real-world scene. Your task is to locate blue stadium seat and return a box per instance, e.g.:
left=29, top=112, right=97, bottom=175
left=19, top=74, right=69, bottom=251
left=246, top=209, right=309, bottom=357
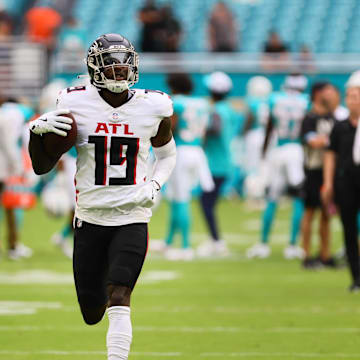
left=67, top=0, right=360, bottom=54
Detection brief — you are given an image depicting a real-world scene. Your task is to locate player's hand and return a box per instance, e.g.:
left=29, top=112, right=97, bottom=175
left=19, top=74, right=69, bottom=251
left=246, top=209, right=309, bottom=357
left=29, top=109, right=72, bottom=137
left=136, top=180, right=161, bottom=208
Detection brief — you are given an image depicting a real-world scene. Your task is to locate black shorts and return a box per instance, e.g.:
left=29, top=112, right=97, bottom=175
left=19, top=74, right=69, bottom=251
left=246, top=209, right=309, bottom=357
left=303, top=169, right=323, bottom=208
left=73, top=219, right=148, bottom=307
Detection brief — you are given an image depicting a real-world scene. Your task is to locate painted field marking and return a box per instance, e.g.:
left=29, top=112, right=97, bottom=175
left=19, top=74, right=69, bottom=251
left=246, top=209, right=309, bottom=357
left=0, top=301, right=62, bottom=315
left=0, top=270, right=179, bottom=286
left=0, top=350, right=359, bottom=358
left=0, top=350, right=180, bottom=357
left=0, top=325, right=359, bottom=334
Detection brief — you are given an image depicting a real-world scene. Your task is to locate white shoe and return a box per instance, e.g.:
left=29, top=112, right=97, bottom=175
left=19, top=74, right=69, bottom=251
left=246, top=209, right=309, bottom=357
left=164, top=248, right=183, bottom=261
left=283, top=245, right=305, bottom=260
left=149, top=239, right=167, bottom=253
left=16, top=243, right=33, bottom=258
left=213, top=240, right=230, bottom=257
left=181, top=248, right=195, bottom=261
left=246, top=243, right=271, bottom=259
left=197, top=240, right=215, bottom=258
left=51, top=233, right=73, bottom=259
left=8, top=248, right=22, bottom=260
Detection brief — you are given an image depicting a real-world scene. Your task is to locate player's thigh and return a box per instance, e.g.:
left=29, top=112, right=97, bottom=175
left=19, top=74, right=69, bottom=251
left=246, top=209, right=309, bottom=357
left=285, top=144, right=304, bottom=187
left=195, top=148, right=214, bottom=192
left=107, top=223, right=148, bottom=290
left=73, top=219, right=110, bottom=306
left=169, top=147, right=195, bottom=202
left=267, top=149, right=286, bottom=200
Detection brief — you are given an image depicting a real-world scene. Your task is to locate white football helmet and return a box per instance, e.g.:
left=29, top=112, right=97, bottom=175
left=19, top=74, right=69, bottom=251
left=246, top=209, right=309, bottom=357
left=246, top=76, right=272, bottom=98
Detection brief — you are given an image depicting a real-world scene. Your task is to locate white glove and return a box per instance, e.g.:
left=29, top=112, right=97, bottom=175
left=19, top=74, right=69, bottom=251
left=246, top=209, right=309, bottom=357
left=29, top=109, right=72, bottom=137
left=136, top=180, right=161, bottom=208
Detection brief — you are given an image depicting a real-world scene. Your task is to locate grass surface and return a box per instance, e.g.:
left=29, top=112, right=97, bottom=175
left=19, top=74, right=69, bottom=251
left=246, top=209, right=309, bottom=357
left=0, top=198, right=359, bottom=360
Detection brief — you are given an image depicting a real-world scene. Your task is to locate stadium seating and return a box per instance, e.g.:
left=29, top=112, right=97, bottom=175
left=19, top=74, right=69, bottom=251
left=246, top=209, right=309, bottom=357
left=11, top=0, right=360, bottom=54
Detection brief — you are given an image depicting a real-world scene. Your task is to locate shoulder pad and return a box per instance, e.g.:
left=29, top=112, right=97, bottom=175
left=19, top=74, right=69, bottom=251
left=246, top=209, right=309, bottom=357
left=144, top=89, right=173, bottom=117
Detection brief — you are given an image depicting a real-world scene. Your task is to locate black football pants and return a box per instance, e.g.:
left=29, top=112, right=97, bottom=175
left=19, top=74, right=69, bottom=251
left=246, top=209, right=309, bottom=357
left=336, top=175, right=360, bottom=284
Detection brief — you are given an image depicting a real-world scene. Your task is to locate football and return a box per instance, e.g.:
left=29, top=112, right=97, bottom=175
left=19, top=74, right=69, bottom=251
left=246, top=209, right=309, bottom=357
left=43, top=112, right=77, bottom=158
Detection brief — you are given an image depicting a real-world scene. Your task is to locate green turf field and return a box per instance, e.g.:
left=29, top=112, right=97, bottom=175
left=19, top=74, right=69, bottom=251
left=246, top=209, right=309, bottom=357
left=0, top=199, right=359, bottom=360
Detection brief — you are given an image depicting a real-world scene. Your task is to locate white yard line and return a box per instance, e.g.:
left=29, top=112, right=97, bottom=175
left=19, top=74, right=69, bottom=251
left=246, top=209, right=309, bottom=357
left=200, top=352, right=360, bottom=358
left=0, top=350, right=181, bottom=357
left=0, top=325, right=359, bottom=334
left=0, top=350, right=359, bottom=358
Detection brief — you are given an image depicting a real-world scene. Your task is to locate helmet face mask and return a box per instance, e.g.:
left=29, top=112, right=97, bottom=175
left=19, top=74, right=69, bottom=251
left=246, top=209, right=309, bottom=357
left=86, top=34, right=139, bottom=93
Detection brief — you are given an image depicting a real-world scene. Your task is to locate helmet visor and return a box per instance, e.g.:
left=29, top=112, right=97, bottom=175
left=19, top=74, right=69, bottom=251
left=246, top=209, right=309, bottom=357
left=96, top=51, right=134, bottom=67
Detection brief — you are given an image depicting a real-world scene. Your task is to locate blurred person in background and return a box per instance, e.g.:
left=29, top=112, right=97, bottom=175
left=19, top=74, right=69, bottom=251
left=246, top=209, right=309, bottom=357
left=47, top=148, right=76, bottom=259
left=162, top=73, right=214, bottom=261
left=300, top=82, right=336, bottom=269
left=57, top=16, right=86, bottom=55
left=262, top=30, right=290, bottom=71
left=138, top=0, right=164, bottom=52
left=297, top=44, right=315, bottom=73
left=322, top=72, right=360, bottom=292
left=208, top=1, right=238, bottom=52
left=0, top=1, right=13, bottom=41
left=28, top=33, right=176, bottom=359
left=247, top=74, right=309, bottom=259
left=159, top=5, right=182, bottom=52
left=0, top=98, right=35, bottom=260
left=197, top=71, right=238, bottom=257
left=243, top=76, right=272, bottom=202
left=25, top=1, right=62, bottom=71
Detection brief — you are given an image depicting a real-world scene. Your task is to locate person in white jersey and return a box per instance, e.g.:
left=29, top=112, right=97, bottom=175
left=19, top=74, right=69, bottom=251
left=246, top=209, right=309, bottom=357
left=28, top=34, right=176, bottom=360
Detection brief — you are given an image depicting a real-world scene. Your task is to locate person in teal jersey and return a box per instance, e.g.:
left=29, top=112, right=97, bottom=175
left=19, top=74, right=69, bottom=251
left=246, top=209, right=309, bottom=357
left=242, top=76, right=273, bottom=201
left=163, top=73, right=214, bottom=261
left=243, top=76, right=272, bottom=176
left=197, top=71, right=239, bottom=257
left=247, top=74, right=309, bottom=260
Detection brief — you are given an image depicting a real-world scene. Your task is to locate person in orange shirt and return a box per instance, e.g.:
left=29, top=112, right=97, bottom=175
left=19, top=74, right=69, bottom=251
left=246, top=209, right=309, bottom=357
left=25, top=6, right=62, bottom=52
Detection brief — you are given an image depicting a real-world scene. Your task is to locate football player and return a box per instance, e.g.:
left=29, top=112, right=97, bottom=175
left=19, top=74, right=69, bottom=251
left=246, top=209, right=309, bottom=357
left=247, top=74, right=309, bottom=259
left=28, top=34, right=176, bottom=360
left=163, top=73, right=214, bottom=260
left=197, top=71, right=239, bottom=257
left=244, top=76, right=272, bottom=176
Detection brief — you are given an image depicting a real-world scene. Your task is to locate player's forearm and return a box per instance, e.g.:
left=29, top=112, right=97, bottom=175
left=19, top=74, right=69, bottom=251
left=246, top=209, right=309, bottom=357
left=152, top=137, right=176, bottom=187
left=28, top=132, right=60, bottom=175
left=323, top=150, right=336, bottom=187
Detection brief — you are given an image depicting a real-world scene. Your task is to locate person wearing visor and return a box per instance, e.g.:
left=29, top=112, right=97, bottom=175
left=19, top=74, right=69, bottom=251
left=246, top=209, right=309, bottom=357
left=28, top=33, right=176, bottom=359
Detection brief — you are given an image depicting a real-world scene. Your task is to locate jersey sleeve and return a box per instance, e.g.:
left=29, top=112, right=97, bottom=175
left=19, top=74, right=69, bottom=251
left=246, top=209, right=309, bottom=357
left=56, top=88, right=70, bottom=110
left=150, top=91, right=173, bottom=117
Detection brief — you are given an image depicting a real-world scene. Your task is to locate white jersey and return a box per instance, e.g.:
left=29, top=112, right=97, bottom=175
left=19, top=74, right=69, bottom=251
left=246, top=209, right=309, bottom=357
left=56, top=84, right=173, bottom=226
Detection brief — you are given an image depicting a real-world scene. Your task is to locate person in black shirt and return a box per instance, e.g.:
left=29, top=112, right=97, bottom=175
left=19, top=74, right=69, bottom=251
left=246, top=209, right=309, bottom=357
left=137, top=0, right=163, bottom=52
left=323, top=85, right=360, bottom=291
left=301, top=82, right=336, bottom=269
